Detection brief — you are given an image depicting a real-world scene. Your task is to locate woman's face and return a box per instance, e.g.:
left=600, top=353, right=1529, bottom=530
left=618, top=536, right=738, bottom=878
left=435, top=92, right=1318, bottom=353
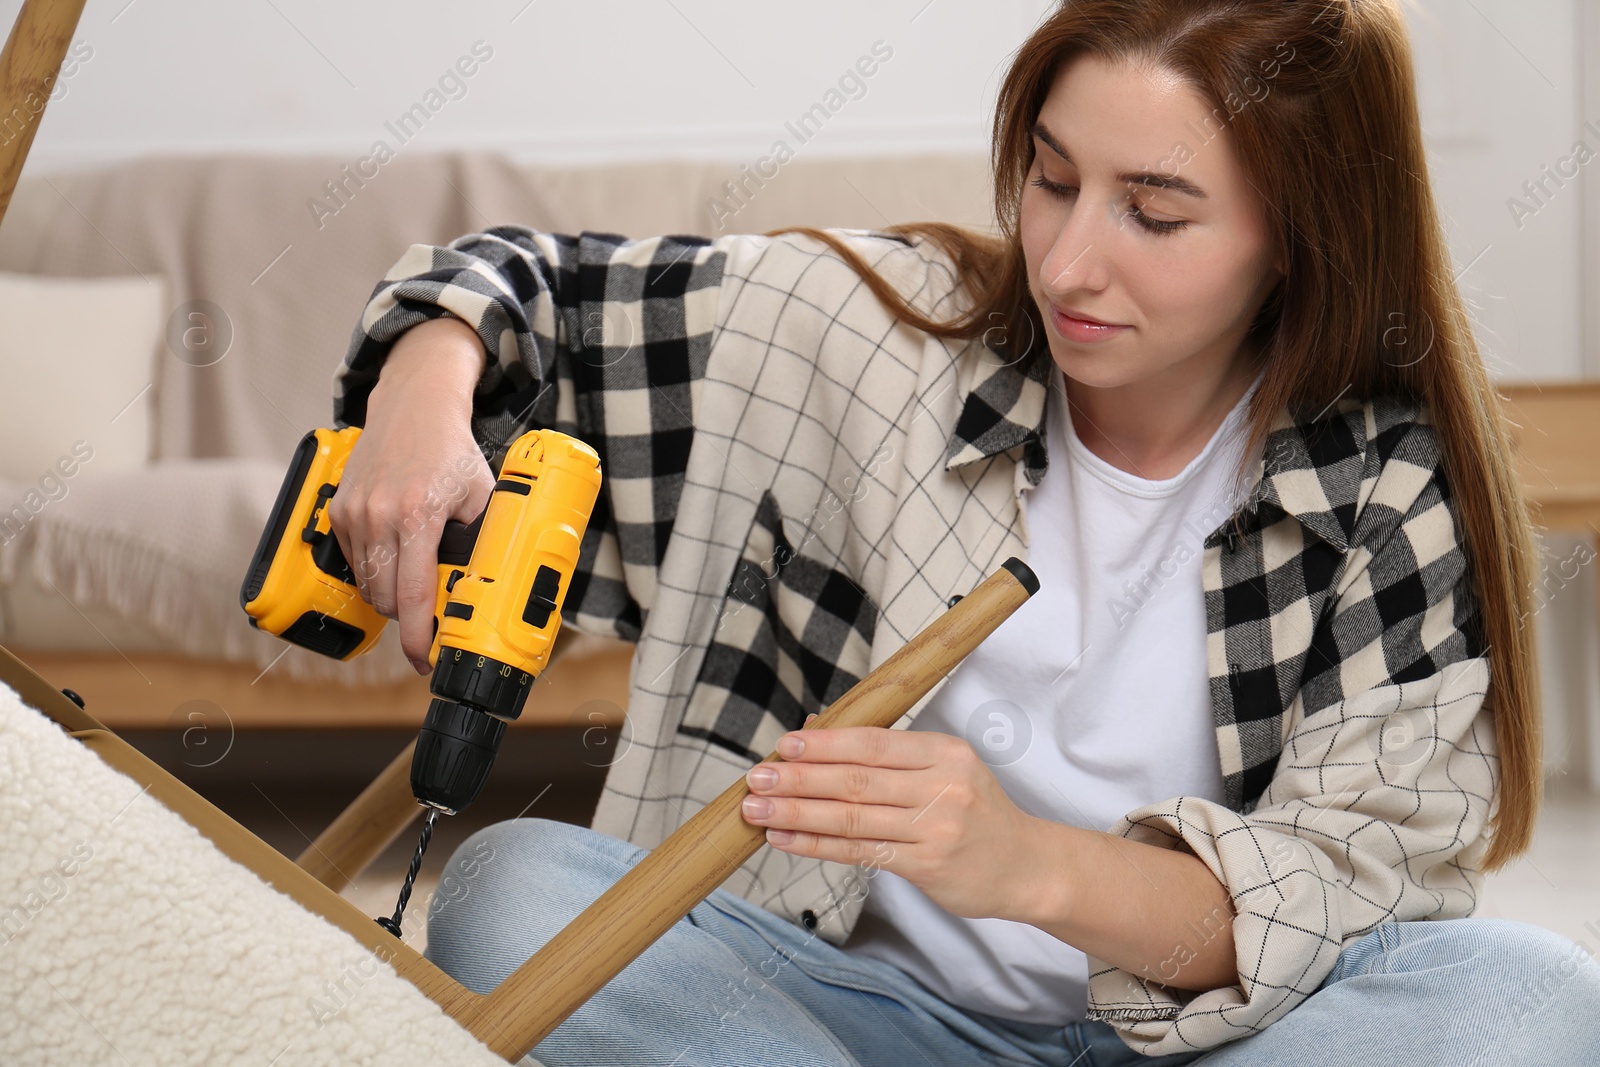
left=1019, top=53, right=1284, bottom=395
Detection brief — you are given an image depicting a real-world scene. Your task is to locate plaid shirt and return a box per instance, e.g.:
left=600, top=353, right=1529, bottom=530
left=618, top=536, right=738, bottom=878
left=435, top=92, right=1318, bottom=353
left=334, top=227, right=1496, bottom=1055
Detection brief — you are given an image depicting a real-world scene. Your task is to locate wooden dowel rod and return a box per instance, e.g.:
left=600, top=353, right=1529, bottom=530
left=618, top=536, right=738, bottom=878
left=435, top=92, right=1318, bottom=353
left=470, top=557, right=1040, bottom=1059
left=0, top=0, right=86, bottom=227
left=296, top=739, right=422, bottom=892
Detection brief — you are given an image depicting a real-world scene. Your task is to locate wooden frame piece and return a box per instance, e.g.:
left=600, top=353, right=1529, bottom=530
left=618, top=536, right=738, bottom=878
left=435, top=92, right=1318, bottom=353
left=0, top=0, right=84, bottom=220
left=295, top=738, right=423, bottom=892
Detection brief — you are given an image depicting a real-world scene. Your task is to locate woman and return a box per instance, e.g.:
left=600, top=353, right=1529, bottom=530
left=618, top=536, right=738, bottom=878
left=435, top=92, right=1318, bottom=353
left=328, top=1, right=1599, bottom=1064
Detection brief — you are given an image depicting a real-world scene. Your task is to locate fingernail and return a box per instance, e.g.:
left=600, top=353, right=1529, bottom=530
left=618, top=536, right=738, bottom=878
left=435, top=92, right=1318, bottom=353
left=411, top=659, right=429, bottom=676
left=742, top=796, right=773, bottom=819
left=747, top=766, right=777, bottom=790
left=777, top=734, right=804, bottom=759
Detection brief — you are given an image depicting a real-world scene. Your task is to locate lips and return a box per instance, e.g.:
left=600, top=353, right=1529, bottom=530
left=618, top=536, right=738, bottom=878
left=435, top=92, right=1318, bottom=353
left=1053, top=304, right=1124, bottom=327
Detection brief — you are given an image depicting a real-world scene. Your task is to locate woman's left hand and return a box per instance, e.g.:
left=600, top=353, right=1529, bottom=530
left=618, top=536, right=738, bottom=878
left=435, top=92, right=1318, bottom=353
left=740, top=717, right=1046, bottom=922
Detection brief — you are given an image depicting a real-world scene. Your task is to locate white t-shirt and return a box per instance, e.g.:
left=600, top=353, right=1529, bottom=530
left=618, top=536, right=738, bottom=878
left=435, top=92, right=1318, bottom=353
left=837, top=366, right=1265, bottom=1025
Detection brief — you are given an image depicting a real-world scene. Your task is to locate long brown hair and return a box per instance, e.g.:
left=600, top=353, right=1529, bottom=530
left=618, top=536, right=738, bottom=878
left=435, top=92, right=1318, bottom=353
left=768, top=0, right=1541, bottom=870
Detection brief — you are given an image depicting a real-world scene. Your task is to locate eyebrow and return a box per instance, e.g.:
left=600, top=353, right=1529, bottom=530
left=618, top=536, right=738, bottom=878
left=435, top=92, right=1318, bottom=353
left=1031, top=122, right=1210, bottom=200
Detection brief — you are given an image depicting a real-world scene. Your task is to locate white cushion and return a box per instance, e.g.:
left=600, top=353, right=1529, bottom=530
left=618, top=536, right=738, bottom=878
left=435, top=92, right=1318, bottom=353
left=0, top=271, right=165, bottom=483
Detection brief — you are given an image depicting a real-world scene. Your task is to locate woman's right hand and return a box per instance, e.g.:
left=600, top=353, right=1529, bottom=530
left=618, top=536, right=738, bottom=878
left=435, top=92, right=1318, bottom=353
left=327, top=315, right=496, bottom=675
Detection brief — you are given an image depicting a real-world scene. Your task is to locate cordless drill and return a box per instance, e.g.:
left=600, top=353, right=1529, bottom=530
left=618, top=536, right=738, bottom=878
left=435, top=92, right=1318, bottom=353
left=241, top=424, right=602, bottom=933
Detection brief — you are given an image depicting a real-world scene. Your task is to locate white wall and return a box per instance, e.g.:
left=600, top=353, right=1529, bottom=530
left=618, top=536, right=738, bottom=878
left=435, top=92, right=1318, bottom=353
left=5, top=0, right=1587, bottom=381
left=1406, top=0, right=1587, bottom=383
left=4, top=0, right=1056, bottom=165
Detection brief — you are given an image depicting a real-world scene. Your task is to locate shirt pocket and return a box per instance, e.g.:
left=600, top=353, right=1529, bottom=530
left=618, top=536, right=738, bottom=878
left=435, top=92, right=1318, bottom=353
left=679, top=488, right=878, bottom=761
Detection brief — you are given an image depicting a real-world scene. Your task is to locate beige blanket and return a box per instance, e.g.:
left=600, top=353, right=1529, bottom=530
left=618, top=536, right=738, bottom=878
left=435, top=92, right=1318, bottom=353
left=0, top=461, right=419, bottom=684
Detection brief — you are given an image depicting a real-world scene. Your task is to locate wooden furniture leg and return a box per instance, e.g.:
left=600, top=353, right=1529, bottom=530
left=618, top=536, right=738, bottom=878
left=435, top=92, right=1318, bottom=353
left=0, top=0, right=85, bottom=222
left=467, top=558, right=1038, bottom=1057
left=295, top=739, right=422, bottom=892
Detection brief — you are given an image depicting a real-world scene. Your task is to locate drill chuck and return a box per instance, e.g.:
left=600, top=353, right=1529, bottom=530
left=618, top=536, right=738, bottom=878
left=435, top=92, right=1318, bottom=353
left=430, top=645, right=535, bottom=720
left=411, top=698, right=508, bottom=816
left=416, top=645, right=533, bottom=814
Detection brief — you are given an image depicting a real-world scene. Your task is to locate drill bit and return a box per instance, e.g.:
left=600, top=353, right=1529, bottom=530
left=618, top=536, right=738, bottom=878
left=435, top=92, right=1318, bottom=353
left=376, top=807, right=439, bottom=938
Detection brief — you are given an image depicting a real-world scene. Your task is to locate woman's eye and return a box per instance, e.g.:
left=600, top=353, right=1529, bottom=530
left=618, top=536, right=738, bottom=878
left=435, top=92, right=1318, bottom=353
left=1030, top=173, right=1187, bottom=236
left=1030, top=174, right=1076, bottom=198
left=1125, top=201, right=1187, bottom=236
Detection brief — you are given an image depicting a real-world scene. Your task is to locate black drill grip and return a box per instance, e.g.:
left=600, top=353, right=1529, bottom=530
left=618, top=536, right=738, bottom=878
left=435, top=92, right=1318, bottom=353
left=411, top=698, right=508, bottom=815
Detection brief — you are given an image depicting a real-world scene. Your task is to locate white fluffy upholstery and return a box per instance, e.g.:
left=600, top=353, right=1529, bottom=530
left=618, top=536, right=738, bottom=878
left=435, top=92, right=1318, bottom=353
left=0, top=680, right=518, bottom=1065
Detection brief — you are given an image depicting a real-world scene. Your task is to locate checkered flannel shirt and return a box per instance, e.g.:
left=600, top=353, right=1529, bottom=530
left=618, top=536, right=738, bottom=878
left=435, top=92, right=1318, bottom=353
left=333, top=227, right=1497, bottom=1055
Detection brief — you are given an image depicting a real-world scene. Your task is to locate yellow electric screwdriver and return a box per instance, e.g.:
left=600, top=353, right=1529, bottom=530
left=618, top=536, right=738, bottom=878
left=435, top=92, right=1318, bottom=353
left=241, top=424, right=602, bottom=933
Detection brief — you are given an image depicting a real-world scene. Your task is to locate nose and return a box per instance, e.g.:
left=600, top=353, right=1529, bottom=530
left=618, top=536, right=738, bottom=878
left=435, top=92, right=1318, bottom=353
left=1038, top=194, right=1116, bottom=299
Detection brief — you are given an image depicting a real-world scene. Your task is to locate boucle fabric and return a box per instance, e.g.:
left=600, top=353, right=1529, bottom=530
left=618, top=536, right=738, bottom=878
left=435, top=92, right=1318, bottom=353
left=0, top=679, right=516, bottom=1065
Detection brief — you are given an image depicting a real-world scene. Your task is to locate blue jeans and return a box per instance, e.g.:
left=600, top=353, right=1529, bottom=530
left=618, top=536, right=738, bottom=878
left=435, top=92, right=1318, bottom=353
left=425, top=818, right=1600, bottom=1066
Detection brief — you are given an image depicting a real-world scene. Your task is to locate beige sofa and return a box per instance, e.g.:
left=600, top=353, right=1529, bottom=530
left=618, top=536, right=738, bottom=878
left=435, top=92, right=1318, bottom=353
left=0, top=151, right=993, bottom=730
